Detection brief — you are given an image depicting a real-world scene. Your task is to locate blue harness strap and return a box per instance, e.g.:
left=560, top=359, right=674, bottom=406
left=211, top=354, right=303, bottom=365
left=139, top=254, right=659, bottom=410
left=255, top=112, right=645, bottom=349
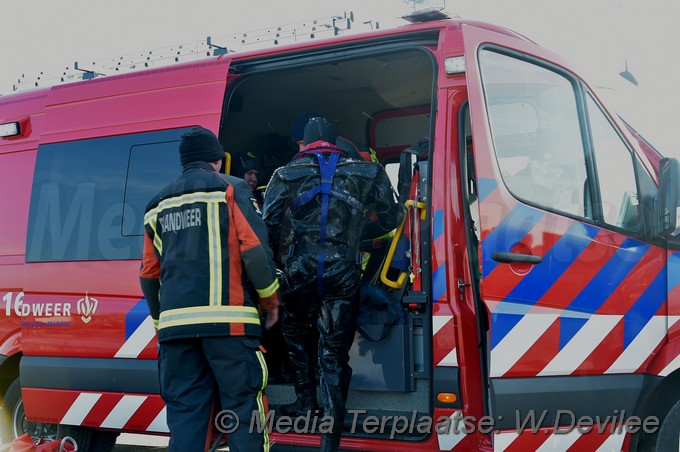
left=292, top=151, right=342, bottom=295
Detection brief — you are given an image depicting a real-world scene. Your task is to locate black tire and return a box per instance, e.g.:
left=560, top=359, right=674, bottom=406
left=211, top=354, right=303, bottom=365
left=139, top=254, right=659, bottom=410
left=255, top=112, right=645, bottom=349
left=57, top=424, right=119, bottom=452
left=1, top=378, right=57, bottom=444
left=91, top=430, right=119, bottom=451
left=57, top=424, right=93, bottom=451
left=657, top=398, right=680, bottom=451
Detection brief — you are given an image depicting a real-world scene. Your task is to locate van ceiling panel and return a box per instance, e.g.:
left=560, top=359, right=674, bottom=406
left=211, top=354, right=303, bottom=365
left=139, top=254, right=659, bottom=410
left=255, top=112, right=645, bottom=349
left=223, top=47, right=435, bottom=162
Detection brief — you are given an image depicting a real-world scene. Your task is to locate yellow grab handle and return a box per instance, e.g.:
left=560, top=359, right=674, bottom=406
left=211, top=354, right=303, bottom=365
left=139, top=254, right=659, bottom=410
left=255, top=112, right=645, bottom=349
left=380, top=198, right=425, bottom=289
left=405, top=200, right=427, bottom=220
left=223, top=151, right=232, bottom=174
left=380, top=214, right=408, bottom=289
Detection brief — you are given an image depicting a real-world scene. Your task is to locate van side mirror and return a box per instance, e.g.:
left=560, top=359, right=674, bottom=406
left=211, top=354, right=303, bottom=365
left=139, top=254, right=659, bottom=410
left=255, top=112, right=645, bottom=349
left=657, top=157, right=680, bottom=237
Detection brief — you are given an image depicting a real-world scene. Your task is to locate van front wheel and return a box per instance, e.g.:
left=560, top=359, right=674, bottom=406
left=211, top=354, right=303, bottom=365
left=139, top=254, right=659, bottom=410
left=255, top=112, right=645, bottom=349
left=656, top=398, right=680, bottom=452
left=1, top=378, right=57, bottom=443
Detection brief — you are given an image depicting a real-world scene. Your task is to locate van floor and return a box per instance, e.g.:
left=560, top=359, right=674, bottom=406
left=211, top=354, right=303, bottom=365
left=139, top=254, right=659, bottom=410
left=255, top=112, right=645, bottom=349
left=267, top=380, right=429, bottom=413
left=266, top=379, right=430, bottom=440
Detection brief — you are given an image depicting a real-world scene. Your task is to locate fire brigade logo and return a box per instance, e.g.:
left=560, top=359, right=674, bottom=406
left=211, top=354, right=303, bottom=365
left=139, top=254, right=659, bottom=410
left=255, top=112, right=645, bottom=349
left=77, top=292, right=98, bottom=324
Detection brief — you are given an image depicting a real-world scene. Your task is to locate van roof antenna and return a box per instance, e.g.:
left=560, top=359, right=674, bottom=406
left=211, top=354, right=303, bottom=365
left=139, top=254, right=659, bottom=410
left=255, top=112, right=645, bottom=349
left=206, top=36, right=229, bottom=56
left=74, top=61, right=103, bottom=80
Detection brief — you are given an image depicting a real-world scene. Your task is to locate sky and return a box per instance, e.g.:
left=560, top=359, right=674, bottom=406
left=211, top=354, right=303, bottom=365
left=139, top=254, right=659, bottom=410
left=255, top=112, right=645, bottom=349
left=1, top=0, right=678, bottom=155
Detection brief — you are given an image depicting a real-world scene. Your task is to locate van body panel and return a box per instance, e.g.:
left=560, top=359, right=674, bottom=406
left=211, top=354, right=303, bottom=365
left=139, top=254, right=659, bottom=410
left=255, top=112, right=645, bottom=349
left=21, top=387, right=168, bottom=432
left=433, top=84, right=494, bottom=452
left=460, top=17, right=674, bottom=450
left=0, top=330, right=21, bottom=358
left=21, top=356, right=160, bottom=394
left=0, top=151, right=36, bottom=257
left=22, top=261, right=141, bottom=297
left=668, top=251, right=680, bottom=327
left=645, top=251, right=680, bottom=376
left=40, top=60, right=230, bottom=143
left=20, top=293, right=155, bottom=359
left=0, top=126, right=39, bottom=360
left=0, top=92, right=47, bottom=147
left=647, top=333, right=680, bottom=377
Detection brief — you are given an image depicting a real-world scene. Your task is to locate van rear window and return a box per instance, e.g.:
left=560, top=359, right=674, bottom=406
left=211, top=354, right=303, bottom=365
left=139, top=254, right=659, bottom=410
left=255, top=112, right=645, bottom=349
left=26, top=128, right=186, bottom=262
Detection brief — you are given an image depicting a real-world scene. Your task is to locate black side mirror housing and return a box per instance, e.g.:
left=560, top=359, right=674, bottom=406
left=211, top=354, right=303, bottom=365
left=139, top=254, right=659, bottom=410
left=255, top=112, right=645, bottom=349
left=657, top=157, right=680, bottom=237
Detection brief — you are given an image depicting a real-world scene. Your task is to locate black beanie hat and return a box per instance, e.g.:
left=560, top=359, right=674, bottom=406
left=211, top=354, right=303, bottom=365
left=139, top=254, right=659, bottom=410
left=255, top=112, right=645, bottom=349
left=303, top=117, right=337, bottom=145
left=179, top=126, right=225, bottom=167
left=290, top=111, right=321, bottom=142
left=242, top=158, right=259, bottom=173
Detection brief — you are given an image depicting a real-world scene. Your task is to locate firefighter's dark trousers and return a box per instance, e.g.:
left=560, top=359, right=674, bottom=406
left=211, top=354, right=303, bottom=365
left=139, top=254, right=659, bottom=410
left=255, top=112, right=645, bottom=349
left=159, top=335, right=269, bottom=452
left=281, top=270, right=360, bottom=452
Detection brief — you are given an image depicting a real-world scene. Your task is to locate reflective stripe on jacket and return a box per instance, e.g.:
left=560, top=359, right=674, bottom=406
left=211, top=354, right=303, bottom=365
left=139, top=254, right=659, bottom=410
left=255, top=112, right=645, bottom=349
left=141, top=161, right=278, bottom=341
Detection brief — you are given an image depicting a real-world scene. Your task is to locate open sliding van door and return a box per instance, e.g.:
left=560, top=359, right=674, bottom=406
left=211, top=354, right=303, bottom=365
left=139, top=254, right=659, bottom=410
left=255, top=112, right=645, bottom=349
left=462, top=23, right=667, bottom=450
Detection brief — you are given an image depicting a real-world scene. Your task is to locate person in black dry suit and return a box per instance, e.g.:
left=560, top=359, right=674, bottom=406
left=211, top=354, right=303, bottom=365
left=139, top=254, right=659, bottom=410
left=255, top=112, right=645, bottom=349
left=262, top=117, right=403, bottom=451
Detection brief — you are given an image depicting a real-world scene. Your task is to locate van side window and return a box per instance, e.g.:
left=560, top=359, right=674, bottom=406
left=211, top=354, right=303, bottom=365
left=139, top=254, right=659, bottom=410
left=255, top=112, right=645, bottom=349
left=26, top=128, right=187, bottom=262
left=479, top=50, right=588, bottom=219
left=384, top=161, right=400, bottom=190
left=123, top=142, right=183, bottom=236
left=586, top=94, right=640, bottom=229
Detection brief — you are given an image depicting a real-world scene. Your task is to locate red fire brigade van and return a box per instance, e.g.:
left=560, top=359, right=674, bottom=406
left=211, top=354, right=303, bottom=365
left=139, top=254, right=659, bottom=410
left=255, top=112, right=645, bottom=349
left=0, top=12, right=679, bottom=452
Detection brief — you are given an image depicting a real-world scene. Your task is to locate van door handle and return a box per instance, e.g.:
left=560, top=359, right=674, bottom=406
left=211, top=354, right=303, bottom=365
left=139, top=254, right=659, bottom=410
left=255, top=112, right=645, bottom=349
left=491, top=252, right=542, bottom=264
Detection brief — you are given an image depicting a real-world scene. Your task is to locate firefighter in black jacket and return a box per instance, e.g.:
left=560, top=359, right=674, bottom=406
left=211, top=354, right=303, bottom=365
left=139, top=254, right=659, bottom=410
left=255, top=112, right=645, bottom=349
left=140, top=126, right=280, bottom=452
left=262, top=117, right=403, bottom=452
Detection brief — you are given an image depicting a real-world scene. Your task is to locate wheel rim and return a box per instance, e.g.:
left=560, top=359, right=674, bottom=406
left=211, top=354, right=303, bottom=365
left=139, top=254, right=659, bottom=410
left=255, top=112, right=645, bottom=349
left=11, top=397, right=57, bottom=441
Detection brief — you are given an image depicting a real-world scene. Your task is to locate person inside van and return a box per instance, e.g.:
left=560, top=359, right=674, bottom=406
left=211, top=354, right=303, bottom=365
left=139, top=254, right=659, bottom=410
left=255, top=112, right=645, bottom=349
left=242, top=157, right=259, bottom=192
left=241, top=155, right=264, bottom=210
left=262, top=116, right=404, bottom=452
left=509, top=146, right=573, bottom=211
left=290, top=111, right=321, bottom=150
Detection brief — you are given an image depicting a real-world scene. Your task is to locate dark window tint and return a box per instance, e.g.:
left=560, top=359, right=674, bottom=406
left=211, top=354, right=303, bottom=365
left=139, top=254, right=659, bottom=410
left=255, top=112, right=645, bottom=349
left=27, top=128, right=189, bottom=262
left=123, top=142, right=183, bottom=236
